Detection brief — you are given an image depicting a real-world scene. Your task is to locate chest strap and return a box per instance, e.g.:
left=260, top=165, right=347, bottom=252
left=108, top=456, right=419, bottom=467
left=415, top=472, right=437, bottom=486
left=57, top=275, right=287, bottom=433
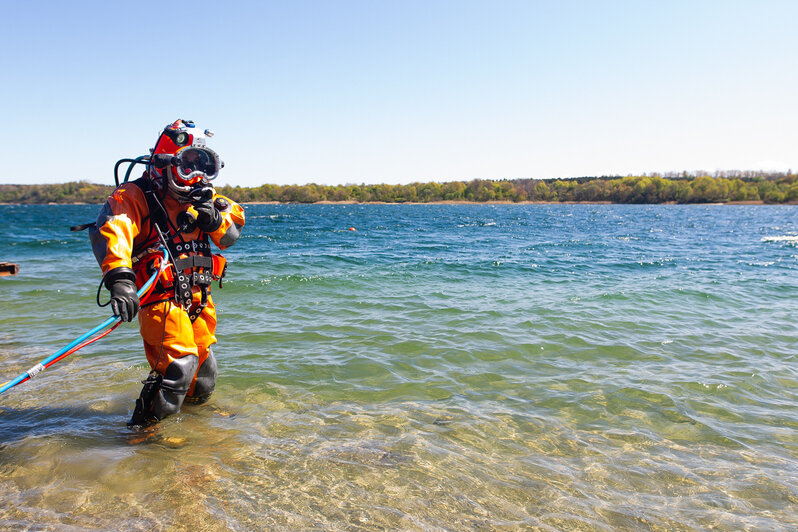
left=130, top=177, right=215, bottom=319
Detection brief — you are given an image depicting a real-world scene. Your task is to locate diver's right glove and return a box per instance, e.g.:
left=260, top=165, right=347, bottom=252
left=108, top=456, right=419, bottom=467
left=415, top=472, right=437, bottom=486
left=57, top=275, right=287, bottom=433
left=105, top=267, right=140, bottom=322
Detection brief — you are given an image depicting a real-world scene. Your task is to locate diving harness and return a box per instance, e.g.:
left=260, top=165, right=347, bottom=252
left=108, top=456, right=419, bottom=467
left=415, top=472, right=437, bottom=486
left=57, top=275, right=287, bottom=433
left=73, top=142, right=227, bottom=322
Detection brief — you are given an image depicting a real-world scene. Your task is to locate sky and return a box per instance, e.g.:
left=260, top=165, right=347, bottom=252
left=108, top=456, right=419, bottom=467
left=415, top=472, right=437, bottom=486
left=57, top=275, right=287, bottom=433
left=1, top=0, right=796, bottom=187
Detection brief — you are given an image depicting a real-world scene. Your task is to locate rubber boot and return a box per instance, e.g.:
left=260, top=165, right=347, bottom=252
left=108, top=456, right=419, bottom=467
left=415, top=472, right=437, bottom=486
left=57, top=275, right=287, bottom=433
left=128, top=371, right=163, bottom=427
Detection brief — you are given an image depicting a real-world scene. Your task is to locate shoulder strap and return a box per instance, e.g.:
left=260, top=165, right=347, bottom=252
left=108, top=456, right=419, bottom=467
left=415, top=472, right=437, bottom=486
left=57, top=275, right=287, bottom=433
left=131, top=177, right=166, bottom=233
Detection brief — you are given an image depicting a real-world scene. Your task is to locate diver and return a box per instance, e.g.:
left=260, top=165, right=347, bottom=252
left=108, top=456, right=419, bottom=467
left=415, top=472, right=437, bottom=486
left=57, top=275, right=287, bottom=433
left=89, top=119, right=245, bottom=427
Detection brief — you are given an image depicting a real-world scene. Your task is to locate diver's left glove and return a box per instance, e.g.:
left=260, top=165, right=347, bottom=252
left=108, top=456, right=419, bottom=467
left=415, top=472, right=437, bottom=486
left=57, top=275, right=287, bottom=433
left=105, top=267, right=140, bottom=322
left=190, top=186, right=222, bottom=233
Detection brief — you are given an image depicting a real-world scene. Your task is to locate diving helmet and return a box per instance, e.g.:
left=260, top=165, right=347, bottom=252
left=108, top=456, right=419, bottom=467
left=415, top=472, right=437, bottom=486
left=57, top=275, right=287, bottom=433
left=151, top=119, right=223, bottom=202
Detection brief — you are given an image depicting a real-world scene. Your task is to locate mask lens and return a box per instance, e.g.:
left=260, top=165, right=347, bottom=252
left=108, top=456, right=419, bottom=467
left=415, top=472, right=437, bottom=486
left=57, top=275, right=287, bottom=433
left=175, top=148, right=219, bottom=181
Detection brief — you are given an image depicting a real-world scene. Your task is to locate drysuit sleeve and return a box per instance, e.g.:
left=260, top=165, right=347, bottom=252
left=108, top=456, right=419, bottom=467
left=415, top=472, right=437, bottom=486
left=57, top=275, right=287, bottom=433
left=206, top=193, right=245, bottom=250
left=90, top=183, right=149, bottom=276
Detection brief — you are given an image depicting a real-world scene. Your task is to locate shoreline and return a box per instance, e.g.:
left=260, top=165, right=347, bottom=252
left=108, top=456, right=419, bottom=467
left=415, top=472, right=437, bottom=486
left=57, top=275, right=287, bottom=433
left=4, top=175, right=796, bottom=206
left=244, top=199, right=775, bottom=206
left=0, top=200, right=783, bottom=206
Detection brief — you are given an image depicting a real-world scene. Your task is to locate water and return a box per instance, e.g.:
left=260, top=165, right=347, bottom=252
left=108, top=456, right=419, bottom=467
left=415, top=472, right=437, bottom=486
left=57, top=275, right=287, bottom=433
left=1, top=203, right=797, bottom=530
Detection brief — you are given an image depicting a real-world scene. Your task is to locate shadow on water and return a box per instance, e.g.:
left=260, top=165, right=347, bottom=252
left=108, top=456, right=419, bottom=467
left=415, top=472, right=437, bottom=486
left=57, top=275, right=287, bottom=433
left=0, top=405, right=133, bottom=448
left=0, top=399, right=239, bottom=454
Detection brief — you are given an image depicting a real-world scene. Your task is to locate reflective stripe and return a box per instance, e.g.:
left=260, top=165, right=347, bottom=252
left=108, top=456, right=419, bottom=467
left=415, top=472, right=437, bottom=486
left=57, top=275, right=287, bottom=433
left=27, top=363, right=45, bottom=379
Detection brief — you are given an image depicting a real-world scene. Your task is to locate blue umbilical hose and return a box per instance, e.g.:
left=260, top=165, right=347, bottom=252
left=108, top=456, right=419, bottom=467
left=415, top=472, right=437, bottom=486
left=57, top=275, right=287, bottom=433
left=0, top=247, right=168, bottom=396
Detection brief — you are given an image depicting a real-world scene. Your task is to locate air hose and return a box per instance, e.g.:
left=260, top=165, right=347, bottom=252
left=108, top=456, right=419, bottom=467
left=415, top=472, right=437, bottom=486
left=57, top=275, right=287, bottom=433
left=0, top=247, right=169, bottom=396
left=114, top=155, right=150, bottom=186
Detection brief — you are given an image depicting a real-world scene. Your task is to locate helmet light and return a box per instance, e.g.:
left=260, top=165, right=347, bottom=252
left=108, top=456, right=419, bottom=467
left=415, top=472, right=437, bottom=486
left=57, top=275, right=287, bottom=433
left=162, top=127, right=191, bottom=147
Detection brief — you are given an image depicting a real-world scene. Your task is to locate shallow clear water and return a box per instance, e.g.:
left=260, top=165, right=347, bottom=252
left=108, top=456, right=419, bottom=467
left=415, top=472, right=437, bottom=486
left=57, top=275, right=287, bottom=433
left=0, top=204, right=797, bottom=530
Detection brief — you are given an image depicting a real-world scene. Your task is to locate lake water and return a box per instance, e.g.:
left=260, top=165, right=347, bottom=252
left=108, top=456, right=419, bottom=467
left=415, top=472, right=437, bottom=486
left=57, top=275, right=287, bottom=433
left=0, top=203, right=796, bottom=530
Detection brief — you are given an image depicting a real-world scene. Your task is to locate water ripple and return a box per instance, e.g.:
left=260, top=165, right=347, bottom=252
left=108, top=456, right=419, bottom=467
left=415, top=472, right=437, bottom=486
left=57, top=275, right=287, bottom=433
left=1, top=204, right=797, bottom=529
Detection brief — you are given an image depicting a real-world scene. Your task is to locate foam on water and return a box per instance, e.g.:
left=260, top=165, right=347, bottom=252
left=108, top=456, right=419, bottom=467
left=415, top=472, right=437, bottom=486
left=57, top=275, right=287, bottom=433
left=763, top=235, right=798, bottom=243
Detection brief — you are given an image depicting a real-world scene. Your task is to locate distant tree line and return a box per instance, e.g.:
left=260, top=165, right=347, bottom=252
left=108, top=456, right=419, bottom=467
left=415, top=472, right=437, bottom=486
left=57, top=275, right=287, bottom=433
left=0, top=181, right=113, bottom=204
left=1, top=171, right=797, bottom=204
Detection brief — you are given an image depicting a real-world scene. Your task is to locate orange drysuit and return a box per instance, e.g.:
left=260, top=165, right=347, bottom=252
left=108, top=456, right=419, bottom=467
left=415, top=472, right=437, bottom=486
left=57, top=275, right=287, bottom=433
left=91, top=177, right=244, bottom=414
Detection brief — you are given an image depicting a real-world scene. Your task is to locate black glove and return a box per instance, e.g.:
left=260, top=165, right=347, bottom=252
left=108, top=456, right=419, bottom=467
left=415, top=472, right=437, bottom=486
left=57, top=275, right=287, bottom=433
left=105, top=268, right=139, bottom=322
left=189, top=186, right=222, bottom=232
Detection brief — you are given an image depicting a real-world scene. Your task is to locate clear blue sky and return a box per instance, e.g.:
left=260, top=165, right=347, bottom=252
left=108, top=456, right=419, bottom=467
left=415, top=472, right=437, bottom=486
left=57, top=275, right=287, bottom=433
left=1, top=0, right=795, bottom=187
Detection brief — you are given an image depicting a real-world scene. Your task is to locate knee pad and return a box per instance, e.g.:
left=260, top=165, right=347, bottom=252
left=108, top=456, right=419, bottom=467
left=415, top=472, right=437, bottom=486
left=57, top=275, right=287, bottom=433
left=187, top=349, right=218, bottom=404
left=128, top=356, right=199, bottom=426
left=161, top=355, right=199, bottom=395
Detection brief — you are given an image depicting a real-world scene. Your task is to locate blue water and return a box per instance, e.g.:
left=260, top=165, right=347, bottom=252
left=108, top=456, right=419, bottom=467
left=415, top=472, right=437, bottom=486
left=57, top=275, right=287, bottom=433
left=0, top=204, right=797, bottom=529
